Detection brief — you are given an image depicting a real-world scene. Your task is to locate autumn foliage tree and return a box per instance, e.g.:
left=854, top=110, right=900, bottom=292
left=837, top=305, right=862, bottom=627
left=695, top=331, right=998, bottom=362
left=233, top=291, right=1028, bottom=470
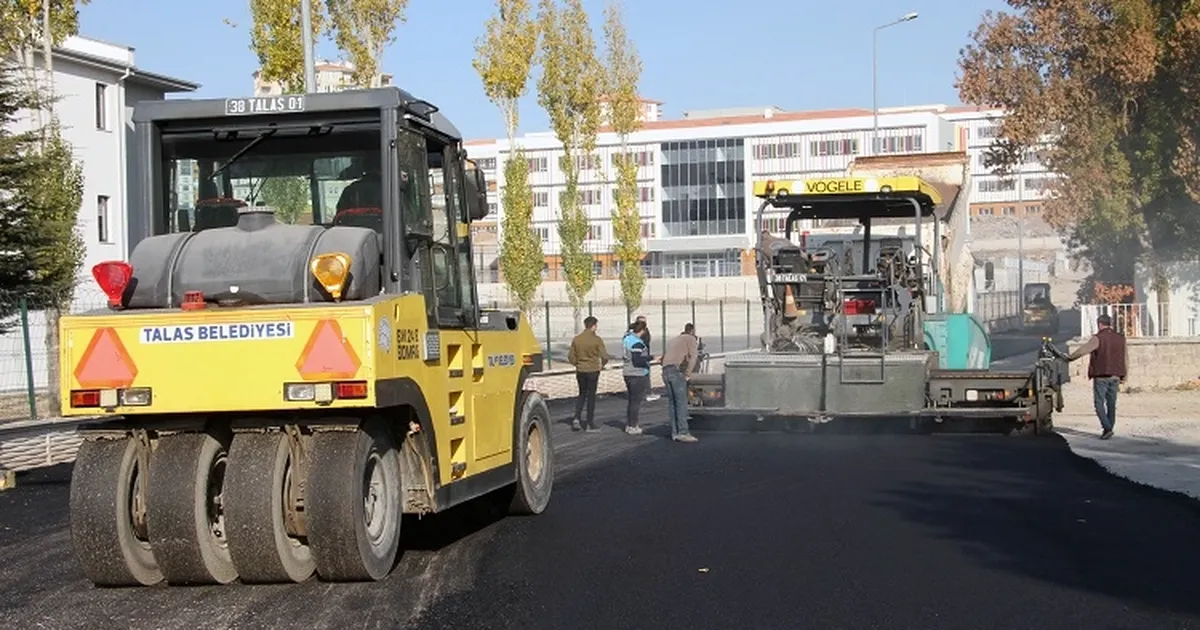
left=602, top=0, right=645, bottom=316
left=248, top=0, right=327, bottom=93
left=957, top=0, right=1200, bottom=291
left=537, top=0, right=604, bottom=329
left=473, top=0, right=543, bottom=315
left=326, top=0, right=407, bottom=87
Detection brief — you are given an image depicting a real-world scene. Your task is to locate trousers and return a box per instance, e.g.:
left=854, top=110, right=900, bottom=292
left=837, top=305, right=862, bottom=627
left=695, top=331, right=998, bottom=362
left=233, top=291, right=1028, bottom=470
left=1092, top=376, right=1119, bottom=432
left=574, top=371, right=600, bottom=428
left=624, top=374, right=649, bottom=428
left=663, top=365, right=690, bottom=437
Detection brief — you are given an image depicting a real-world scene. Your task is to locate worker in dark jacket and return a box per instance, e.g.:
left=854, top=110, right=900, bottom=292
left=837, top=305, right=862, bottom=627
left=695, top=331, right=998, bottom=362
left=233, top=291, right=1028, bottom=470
left=1066, top=314, right=1127, bottom=439
left=630, top=315, right=659, bottom=402
left=568, top=316, right=610, bottom=432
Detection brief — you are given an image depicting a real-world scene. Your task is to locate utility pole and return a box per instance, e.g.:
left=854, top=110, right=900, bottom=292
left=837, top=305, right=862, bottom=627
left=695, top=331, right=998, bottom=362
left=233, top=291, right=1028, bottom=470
left=300, top=0, right=316, bottom=93
left=872, top=12, right=918, bottom=155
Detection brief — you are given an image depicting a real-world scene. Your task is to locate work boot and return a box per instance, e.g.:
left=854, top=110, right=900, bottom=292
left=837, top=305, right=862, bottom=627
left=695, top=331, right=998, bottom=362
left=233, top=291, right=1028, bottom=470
left=625, top=425, right=643, bottom=435
left=1100, top=429, right=1113, bottom=440
left=571, top=419, right=582, bottom=431
left=673, top=434, right=699, bottom=443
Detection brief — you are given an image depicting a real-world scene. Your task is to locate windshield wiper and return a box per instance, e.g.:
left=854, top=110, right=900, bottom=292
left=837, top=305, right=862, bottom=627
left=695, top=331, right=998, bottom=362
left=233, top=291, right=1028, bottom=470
left=208, top=127, right=279, bottom=182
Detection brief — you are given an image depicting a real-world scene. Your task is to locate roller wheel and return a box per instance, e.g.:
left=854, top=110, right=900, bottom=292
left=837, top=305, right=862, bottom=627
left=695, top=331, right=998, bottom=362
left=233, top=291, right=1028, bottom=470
left=306, top=422, right=402, bottom=581
left=145, top=432, right=238, bottom=585
left=69, top=437, right=162, bottom=587
left=224, top=432, right=316, bottom=584
left=510, top=392, right=554, bottom=515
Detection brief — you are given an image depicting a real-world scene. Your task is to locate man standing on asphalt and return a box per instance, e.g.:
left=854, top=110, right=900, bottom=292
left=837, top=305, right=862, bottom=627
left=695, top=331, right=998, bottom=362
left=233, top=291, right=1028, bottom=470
left=661, top=323, right=700, bottom=443
left=630, top=314, right=660, bottom=402
left=1065, top=313, right=1127, bottom=439
left=568, top=316, right=609, bottom=432
left=621, top=320, right=652, bottom=435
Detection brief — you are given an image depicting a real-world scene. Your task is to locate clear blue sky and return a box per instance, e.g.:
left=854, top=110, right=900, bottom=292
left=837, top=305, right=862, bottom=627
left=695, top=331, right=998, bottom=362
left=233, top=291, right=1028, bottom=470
left=77, top=0, right=1009, bottom=141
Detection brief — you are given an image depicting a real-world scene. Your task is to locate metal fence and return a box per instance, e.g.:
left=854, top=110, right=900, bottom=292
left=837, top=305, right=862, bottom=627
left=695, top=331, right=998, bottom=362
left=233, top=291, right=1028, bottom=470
left=1080, top=302, right=1200, bottom=338
left=1, top=284, right=1027, bottom=423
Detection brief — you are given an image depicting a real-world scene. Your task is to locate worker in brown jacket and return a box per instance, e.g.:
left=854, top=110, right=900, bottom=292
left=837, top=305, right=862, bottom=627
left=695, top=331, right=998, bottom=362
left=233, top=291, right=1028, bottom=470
left=568, top=316, right=609, bottom=432
left=660, top=323, right=700, bottom=443
left=1066, top=313, right=1127, bottom=439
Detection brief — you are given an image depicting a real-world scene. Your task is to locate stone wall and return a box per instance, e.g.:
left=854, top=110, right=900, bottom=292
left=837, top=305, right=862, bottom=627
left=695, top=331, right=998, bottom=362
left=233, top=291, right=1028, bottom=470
left=1065, top=337, right=1200, bottom=390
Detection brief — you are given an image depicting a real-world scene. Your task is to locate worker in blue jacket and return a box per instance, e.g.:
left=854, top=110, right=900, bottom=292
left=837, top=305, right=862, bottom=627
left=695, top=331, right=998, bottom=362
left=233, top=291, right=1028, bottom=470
left=621, top=320, right=652, bottom=435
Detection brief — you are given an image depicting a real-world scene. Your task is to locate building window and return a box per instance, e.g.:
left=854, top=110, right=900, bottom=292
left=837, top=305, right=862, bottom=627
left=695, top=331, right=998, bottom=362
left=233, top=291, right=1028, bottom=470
left=873, top=134, right=923, bottom=154
left=611, top=186, right=656, bottom=203
left=976, top=125, right=999, bottom=139
left=809, top=139, right=859, bottom=157
left=564, top=188, right=602, bottom=206
left=476, top=157, right=497, bottom=171
left=1002, top=206, right=1016, bottom=215
left=97, top=195, right=111, bottom=242
left=977, top=179, right=1017, bottom=193
left=659, top=137, right=745, bottom=237
left=611, top=150, right=654, bottom=167
left=573, top=154, right=601, bottom=171
left=95, top=83, right=108, bottom=131
left=533, top=191, right=549, bottom=207
left=753, top=142, right=801, bottom=160
left=639, top=222, right=656, bottom=238
left=1025, top=205, right=1040, bottom=215
left=528, top=156, right=549, bottom=172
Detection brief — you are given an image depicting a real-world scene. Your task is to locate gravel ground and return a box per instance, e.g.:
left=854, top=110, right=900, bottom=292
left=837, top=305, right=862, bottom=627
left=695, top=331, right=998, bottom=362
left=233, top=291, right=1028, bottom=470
left=1055, top=382, right=1200, bottom=500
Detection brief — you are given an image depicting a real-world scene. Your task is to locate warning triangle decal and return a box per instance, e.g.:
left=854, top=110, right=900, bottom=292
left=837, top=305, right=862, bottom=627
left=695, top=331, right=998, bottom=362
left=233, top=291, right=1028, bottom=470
left=74, top=328, right=138, bottom=389
left=296, top=319, right=361, bottom=380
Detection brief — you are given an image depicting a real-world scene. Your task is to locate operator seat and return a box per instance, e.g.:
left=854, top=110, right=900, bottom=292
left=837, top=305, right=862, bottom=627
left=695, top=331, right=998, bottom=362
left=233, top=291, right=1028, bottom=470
left=192, top=197, right=247, bottom=231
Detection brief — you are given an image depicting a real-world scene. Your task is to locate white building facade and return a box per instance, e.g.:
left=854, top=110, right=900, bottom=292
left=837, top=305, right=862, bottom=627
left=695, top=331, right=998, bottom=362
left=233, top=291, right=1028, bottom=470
left=5, top=36, right=197, bottom=394
left=25, top=36, right=199, bottom=298
left=465, top=100, right=1057, bottom=281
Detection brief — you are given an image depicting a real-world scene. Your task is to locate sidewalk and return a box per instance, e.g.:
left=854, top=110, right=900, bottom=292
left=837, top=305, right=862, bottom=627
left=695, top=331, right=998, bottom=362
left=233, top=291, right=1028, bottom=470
left=1054, top=381, right=1200, bottom=500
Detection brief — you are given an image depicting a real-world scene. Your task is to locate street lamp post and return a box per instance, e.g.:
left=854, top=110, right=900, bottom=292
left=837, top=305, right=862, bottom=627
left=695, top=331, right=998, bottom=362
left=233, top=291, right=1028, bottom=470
left=872, top=12, right=918, bottom=155
left=300, top=0, right=317, bottom=93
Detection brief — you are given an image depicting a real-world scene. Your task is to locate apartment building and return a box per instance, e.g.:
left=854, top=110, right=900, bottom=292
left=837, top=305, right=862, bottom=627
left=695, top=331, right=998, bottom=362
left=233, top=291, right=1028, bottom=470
left=23, top=36, right=199, bottom=286
left=252, top=60, right=393, bottom=96
left=466, top=99, right=985, bottom=280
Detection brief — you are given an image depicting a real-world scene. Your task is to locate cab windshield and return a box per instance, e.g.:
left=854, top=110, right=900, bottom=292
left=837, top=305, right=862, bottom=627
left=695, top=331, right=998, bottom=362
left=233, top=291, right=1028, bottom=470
left=160, top=124, right=384, bottom=234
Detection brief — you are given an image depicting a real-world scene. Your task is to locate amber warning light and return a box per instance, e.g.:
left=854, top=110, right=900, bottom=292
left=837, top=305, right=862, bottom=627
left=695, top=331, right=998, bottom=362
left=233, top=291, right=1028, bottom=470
left=92, top=261, right=133, bottom=308
left=310, top=253, right=352, bottom=301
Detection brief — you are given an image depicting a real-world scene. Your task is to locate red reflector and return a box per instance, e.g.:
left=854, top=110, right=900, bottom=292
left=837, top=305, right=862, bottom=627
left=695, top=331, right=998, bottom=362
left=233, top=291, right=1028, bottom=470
left=70, top=390, right=100, bottom=407
left=335, top=381, right=368, bottom=399
left=181, top=290, right=206, bottom=310
left=296, top=319, right=361, bottom=380
left=92, top=261, right=133, bottom=308
left=843, top=299, right=877, bottom=315
left=74, top=328, right=138, bottom=389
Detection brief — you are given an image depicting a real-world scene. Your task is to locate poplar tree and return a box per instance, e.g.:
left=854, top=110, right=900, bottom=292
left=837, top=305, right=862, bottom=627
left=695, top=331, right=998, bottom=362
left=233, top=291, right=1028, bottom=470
left=536, top=0, right=603, bottom=329
left=325, top=0, right=407, bottom=87
left=601, top=0, right=645, bottom=314
left=473, top=0, right=543, bottom=315
left=248, top=0, right=327, bottom=93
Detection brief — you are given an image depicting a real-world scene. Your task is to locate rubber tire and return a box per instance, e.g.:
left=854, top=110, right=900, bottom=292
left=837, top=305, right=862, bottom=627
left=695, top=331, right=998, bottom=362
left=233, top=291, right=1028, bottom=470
left=145, top=432, right=238, bottom=585
left=69, top=437, right=162, bottom=587
left=306, top=423, right=402, bottom=582
left=509, top=392, right=554, bottom=515
left=224, top=432, right=316, bottom=584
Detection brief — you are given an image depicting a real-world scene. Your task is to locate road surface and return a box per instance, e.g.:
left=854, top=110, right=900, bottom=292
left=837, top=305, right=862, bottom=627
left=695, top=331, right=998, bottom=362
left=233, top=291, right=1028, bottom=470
left=5, top=320, right=1195, bottom=630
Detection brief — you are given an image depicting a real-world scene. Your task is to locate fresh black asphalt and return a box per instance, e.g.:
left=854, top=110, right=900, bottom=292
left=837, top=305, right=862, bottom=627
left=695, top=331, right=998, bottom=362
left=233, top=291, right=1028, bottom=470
left=3, top=318, right=1199, bottom=629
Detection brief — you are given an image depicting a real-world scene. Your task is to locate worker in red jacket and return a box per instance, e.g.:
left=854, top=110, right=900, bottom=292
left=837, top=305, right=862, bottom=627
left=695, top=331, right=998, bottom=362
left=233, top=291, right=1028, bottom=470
left=1066, top=313, right=1127, bottom=439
